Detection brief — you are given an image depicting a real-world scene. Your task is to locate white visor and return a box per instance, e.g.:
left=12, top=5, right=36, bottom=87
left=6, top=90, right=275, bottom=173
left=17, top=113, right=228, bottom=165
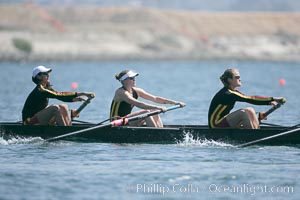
left=119, top=71, right=139, bottom=81
left=32, top=65, right=52, bottom=78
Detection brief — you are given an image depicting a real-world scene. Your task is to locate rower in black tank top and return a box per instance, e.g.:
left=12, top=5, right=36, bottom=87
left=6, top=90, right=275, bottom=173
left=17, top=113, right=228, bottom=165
left=110, top=87, right=138, bottom=121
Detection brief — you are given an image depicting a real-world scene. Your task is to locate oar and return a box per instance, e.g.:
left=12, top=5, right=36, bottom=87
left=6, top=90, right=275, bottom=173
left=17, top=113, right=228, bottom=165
left=236, top=98, right=287, bottom=147
left=46, top=105, right=182, bottom=142
left=236, top=126, right=300, bottom=148
left=96, top=116, right=126, bottom=125
left=258, top=98, right=286, bottom=121
left=71, top=94, right=95, bottom=119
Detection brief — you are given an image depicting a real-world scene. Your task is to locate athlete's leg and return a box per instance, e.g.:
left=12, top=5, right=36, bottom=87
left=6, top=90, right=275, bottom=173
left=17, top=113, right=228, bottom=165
left=36, top=105, right=60, bottom=125
left=37, top=104, right=71, bottom=126
left=127, top=110, right=149, bottom=127
left=244, top=107, right=259, bottom=129
left=151, top=115, right=163, bottom=128
left=127, top=110, right=159, bottom=127
left=226, top=108, right=258, bottom=129
left=58, top=104, right=72, bottom=126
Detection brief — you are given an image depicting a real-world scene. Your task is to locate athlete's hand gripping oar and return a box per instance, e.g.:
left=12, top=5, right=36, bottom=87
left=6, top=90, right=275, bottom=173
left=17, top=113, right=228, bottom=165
left=237, top=98, right=289, bottom=147
left=258, top=98, right=286, bottom=121
left=45, top=105, right=183, bottom=142
left=71, top=94, right=95, bottom=119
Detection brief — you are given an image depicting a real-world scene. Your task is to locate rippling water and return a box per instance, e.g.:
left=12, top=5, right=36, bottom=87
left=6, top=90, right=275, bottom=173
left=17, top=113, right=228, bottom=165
left=0, top=60, right=299, bottom=199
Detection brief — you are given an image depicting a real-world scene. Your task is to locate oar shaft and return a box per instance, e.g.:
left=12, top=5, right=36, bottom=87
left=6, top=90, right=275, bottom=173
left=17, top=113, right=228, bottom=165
left=237, top=127, right=300, bottom=148
left=46, top=105, right=182, bottom=142
left=108, top=105, right=181, bottom=127
left=259, top=98, right=286, bottom=121
left=46, top=123, right=109, bottom=142
left=75, top=101, right=89, bottom=114
left=71, top=95, right=95, bottom=118
left=126, top=105, right=181, bottom=123
left=264, top=106, right=279, bottom=116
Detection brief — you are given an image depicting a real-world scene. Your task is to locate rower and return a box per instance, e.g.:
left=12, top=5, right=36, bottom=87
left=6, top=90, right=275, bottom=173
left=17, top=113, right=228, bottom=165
left=22, top=65, right=95, bottom=126
left=208, top=68, right=285, bottom=129
left=110, top=69, right=185, bottom=127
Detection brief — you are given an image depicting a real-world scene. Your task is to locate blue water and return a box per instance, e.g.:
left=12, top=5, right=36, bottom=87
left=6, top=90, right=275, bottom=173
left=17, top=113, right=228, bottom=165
left=0, top=60, right=299, bottom=199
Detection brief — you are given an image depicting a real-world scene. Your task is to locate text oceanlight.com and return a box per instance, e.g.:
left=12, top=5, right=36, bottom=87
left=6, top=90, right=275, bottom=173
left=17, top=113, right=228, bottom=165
left=127, top=183, right=294, bottom=196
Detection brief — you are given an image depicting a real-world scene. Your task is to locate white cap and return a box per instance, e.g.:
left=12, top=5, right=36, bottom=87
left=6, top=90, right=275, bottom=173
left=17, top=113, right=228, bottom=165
left=32, top=65, right=52, bottom=78
left=119, top=70, right=139, bottom=81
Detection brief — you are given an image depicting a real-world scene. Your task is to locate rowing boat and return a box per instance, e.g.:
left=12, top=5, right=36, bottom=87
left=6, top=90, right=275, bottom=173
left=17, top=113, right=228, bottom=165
left=1, top=97, right=290, bottom=145
left=1, top=122, right=299, bottom=145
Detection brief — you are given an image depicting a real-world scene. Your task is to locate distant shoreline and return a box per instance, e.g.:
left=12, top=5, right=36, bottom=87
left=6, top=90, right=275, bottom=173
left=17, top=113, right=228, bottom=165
left=1, top=5, right=300, bottom=62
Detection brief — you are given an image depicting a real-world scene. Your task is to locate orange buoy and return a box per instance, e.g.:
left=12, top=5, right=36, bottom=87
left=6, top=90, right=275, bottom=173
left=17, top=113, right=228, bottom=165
left=71, top=82, right=78, bottom=89
left=279, top=78, right=286, bottom=86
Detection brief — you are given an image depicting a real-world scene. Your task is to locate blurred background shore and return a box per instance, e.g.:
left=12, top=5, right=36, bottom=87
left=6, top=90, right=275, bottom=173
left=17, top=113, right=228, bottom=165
left=1, top=1, right=300, bottom=62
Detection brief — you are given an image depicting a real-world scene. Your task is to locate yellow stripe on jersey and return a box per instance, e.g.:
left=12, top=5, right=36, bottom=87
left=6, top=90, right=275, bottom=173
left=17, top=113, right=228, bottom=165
left=228, top=89, right=272, bottom=101
left=40, top=85, right=75, bottom=97
left=110, top=101, right=121, bottom=120
left=210, top=104, right=227, bottom=128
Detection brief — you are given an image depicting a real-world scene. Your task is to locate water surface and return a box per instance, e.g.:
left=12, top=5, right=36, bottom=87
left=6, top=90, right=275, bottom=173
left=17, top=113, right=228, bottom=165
left=0, top=60, right=299, bottom=199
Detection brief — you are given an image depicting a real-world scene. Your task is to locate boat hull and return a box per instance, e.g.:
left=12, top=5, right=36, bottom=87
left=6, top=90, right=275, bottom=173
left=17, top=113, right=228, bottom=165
left=1, top=122, right=299, bottom=145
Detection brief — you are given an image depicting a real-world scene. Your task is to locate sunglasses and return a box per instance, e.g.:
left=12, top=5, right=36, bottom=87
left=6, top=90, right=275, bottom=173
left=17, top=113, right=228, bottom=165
left=128, top=77, right=135, bottom=80
left=38, top=72, right=49, bottom=77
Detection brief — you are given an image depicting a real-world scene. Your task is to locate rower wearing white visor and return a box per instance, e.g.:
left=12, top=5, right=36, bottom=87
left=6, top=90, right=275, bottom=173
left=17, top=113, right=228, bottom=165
left=110, top=69, right=185, bottom=127
left=22, top=65, right=95, bottom=126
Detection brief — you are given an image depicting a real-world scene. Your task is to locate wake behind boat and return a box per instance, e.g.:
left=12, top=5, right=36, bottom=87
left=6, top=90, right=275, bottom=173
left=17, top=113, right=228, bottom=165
left=0, top=122, right=300, bottom=145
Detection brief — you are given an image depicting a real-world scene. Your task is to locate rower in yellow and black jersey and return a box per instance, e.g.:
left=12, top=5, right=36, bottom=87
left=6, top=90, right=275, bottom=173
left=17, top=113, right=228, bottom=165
left=110, top=87, right=138, bottom=120
left=208, top=68, right=285, bottom=129
left=22, top=65, right=94, bottom=126
left=110, top=69, right=185, bottom=127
